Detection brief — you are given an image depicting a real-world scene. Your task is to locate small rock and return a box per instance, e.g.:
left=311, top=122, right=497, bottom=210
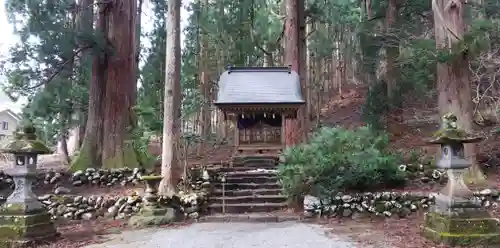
left=82, top=212, right=94, bottom=220
left=38, top=194, right=52, bottom=201
left=54, top=186, right=71, bottom=195
left=480, top=189, right=492, bottom=196
left=73, top=170, right=84, bottom=178
left=72, top=180, right=83, bottom=187
left=341, top=195, right=352, bottom=203
left=63, top=212, right=74, bottom=219
left=188, top=212, right=199, bottom=219
left=107, top=206, right=118, bottom=217
left=74, top=196, right=83, bottom=204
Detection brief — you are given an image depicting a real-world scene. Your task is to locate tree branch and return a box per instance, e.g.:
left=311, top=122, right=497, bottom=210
left=25, top=46, right=91, bottom=90
left=249, top=0, right=285, bottom=56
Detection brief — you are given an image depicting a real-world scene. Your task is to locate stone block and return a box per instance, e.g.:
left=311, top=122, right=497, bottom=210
left=128, top=207, right=177, bottom=228
left=0, top=212, right=58, bottom=247
left=422, top=212, right=500, bottom=246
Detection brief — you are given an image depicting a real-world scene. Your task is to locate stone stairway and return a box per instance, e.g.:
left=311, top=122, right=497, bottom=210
left=209, top=156, right=288, bottom=214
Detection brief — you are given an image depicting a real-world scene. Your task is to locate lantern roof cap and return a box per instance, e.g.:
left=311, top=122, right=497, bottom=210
left=0, top=121, right=52, bottom=154
left=428, top=113, right=484, bottom=144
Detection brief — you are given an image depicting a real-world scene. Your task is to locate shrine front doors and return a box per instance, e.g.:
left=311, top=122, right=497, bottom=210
left=236, top=112, right=282, bottom=145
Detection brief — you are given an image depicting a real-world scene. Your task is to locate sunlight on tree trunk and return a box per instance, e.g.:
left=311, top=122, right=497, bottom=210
left=284, top=0, right=301, bottom=147
left=159, top=0, right=182, bottom=196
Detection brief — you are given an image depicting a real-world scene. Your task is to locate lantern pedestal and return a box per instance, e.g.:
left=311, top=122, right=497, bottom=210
left=128, top=176, right=176, bottom=228
left=421, top=113, right=500, bottom=246
left=0, top=124, right=58, bottom=246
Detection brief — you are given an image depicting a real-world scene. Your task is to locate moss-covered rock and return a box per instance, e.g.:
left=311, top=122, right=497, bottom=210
left=128, top=207, right=176, bottom=228
left=0, top=212, right=57, bottom=247
left=429, top=112, right=484, bottom=144
left=422, top=212, right=500, bottom=246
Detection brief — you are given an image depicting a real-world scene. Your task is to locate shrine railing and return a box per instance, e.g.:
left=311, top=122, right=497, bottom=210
left=238, top=126, right=281, bottom=144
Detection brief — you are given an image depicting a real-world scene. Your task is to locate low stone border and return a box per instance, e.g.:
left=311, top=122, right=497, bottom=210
left=0, top=167, right=213, bottom=196
left=304, top=189, right=499, bottom=218
left=0, top=168, right=146, bottom=193
left=28, top=190, right=210, bottom=221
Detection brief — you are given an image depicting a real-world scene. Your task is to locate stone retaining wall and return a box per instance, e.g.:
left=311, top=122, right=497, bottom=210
left=0, top=167, right=213, bottom=221
left=304, top=189, right=499, bottom=218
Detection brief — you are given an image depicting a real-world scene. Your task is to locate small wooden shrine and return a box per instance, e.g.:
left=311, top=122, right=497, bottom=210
left=214, top=66, right=305, bottom=155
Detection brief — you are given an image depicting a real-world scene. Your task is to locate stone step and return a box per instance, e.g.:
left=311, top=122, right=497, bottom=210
left=212, top=182, right=281, bottom=191
left=224, top=176, right=278, bottom=184
left=233, top=156, right=279, bottom=162
left=210, top=195, right=287, bottom=204
left=224, top=171, right=278, bottom=177
left=212, top=188, right=283, bottom=197
left=209, top=202, right=288, bottom=214
left=232, top=163, right=277, bottom=168
left=210, top=167, right=278, bottom=173
left=200, top=214, right=301, bottom=223
left=234, top=159, right=278, bottom=166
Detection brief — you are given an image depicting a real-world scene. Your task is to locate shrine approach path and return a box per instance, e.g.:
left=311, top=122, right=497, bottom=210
left=83, top=221, right=360, bottom=248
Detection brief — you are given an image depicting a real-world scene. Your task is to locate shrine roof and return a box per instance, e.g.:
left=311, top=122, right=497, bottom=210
left=214, top=66, right=305, bottom=106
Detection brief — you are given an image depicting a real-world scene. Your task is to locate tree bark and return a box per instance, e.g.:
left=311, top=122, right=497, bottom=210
left=199, top=0, right=210, bottom=166
left=366, top=0, right=372, bottom=19
left=385, top=0, right=398, bottom=100
left=159, top=0, right=182, bottom=196
left=284, top=0, right=301, bottom=147
left=102, top=0, right=139, bottom=168
left=386, top=0, right=402, bottom=134
left=432, top=0, right=485, bottom=183
left=60, top=127, right=71, bottom=165
left=71, top=1, right=105, bottom=171
left=75, top=0, right=93, bottom=150
left=284, top=0, right=305, bottom=212
left=297, top=0, right=308, bottom=141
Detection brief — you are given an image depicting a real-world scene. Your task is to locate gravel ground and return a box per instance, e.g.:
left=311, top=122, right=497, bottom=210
left=83, top=221, right=358, bottom=248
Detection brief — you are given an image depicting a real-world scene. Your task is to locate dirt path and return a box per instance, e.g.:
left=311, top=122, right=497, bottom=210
left=83, top=221, right=360, bottom=248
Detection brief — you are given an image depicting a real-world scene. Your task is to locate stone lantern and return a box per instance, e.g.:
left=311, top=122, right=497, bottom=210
left=422, top=113, right=500, bottom=246
left=0, top=123, right=58, bottom=246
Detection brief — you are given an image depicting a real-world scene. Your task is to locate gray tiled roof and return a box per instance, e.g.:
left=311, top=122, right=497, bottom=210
left=214, top=67, right=305, bottom=105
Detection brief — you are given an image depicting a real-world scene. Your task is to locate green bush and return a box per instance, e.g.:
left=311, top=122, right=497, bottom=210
left=278, top=126, right=407, bottom=199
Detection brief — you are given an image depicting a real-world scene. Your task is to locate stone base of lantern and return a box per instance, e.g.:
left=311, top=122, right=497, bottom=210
left=0, top=210, right=58, bottom=247
left=128, top=205, right=177, bottom=228
left=422, top=194, right=500, bottom=246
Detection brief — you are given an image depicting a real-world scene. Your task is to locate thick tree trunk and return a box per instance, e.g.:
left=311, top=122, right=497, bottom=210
left=133, top=0, right=144, bottom=103
left=60, top=129, right=71, bottom=165
left=284, top=0, right=305, bottom=212
left=385, top=0, right=398, bottom=100
left=386, top=0, right=402, bottom=134
left=75, top=0, right=93, bottom=151
left=199, top=0, right=210, bottom=166
left=71, top=2, right=105, bottom=171
left=298, top=0, right=308, bottom=141
left=306, top=21, right=312, bottom=121
left=284, top=0, right=301, bottom=147
left=102, top=0, right=139, bottom=169
left=432, top=0, right=485, bottom=183
left=159, top=0, right=182, bottom=196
